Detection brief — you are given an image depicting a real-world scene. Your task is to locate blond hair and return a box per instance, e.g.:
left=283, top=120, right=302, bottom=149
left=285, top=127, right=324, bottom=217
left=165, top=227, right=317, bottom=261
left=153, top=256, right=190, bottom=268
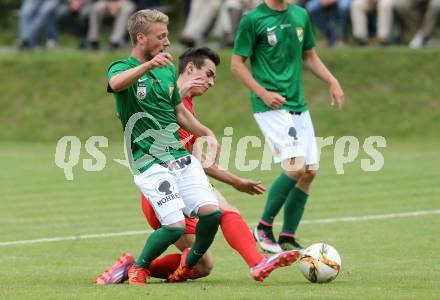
left=128, top=9, right=169, bottom=45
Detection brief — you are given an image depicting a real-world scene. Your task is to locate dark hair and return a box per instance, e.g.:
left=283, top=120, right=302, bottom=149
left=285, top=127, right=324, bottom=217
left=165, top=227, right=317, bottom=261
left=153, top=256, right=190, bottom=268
left=178, top=47, right=220, bottom=74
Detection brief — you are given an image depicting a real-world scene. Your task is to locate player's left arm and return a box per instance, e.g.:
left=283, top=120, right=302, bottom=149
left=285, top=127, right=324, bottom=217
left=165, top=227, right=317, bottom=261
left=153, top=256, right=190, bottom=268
left=302, top=48, right=345, bottom=111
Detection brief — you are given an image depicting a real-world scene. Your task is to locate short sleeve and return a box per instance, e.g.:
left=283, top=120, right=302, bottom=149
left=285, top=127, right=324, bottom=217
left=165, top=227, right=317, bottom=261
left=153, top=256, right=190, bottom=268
left=107, top=61, right=131, bottom=93
left=107, top=61, right=131, bottom=79
left=303, top=13, right=316, bottom=52
left=233, top=13, right=256, bottom=58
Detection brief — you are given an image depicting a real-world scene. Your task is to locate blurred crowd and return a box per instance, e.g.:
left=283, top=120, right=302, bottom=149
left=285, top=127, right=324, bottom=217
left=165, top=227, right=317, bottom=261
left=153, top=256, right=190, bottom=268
left=16, top=0, right=440, bottom=50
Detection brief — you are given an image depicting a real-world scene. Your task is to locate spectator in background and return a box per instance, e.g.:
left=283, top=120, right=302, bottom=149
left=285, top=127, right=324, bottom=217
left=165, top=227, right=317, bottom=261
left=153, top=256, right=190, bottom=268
left=87, top=0, right=136, bottom=50
left=214, top=0, right=261, bottom=47
left=179, top=0, right=222, bottom=47
left=305, top=0, right=352, bottom=46
left=49, top=0, right=93, bottom=49
left=180, top=0, right=261, bottom=48
left=394, top=0, right=440, bottom=48
left=350, top=0, right=395, bottom=45
left=18, top=0, right=62, bottom=50
left=135, top=0, right=161, bottom=10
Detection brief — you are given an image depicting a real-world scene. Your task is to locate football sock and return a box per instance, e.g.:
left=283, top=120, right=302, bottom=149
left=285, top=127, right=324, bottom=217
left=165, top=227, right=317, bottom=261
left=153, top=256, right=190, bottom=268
left=281, top=187, right=308, bottom=235
left=257, top=221, right=273, bottom=233
left=278, top=233, right=296, bottom=244
left=134, top=225, right=185, bottom=269
left=148, top=253, right=182, bottom=279
left=221, top=211, right=265, bottom=268
left=186, top=210, right=222, bottom=267
left=261, top=172, right=297, bottom=224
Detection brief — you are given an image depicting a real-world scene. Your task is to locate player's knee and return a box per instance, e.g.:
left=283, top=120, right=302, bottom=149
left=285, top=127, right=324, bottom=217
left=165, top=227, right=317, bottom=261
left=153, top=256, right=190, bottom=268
left=196, top=257, right=214, bottom=277
left=220, top=202, right=240, bottom=214
left=167, top=220, right=187, bottom=230
left=306, top=169, right=317, bottom=180
left=302, top=169, right=317, bottom=185
left=284, top=166, right=306, bottom=181
left=227, top=206, right=240, bottom=214
left=197, top=204, right=220, bottom=215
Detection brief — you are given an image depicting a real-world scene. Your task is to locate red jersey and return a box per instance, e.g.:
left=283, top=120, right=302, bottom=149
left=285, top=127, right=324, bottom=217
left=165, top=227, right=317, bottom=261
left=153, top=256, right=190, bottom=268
left=178, top=96, right=197, bottom=150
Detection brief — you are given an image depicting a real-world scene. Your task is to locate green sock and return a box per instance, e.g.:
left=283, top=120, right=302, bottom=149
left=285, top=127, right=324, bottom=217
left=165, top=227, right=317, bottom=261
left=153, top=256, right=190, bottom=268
left=135, top=225, right=185, bottom=268
left=261, top=173, right=297, bottom=224
left=186, top=210, right=222, bottom=267
left=282, top=187, right=309, bottom=235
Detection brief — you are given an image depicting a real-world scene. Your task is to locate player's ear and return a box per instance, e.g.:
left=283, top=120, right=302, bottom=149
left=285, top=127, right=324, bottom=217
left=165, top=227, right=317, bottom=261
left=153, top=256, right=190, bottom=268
left=186, top=62, right=195, bottom=74
left=136, top=32, right=146, bottom=45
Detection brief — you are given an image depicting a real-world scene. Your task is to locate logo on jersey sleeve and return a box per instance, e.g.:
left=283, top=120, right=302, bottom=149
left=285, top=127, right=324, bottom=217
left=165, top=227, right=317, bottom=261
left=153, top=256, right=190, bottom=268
left=267, top=26, right=278, bottom=46
left=168, top=83, right=175, bottom=98
left=296, top=27, right=304, bottom=43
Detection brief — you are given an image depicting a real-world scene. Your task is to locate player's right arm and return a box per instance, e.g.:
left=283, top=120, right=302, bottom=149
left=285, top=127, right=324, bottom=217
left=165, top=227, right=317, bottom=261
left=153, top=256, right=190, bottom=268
left=231, top=12, right=285, bottom=109
left=231, top=55, right=285, bottom=109
left=175, top=104, right=220, bottom=160
left=108, top=52, right=172, bottom=92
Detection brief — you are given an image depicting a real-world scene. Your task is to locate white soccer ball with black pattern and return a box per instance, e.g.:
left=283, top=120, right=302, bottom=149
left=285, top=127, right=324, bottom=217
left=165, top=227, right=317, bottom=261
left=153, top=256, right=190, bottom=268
left=299, top=243, right=341, bottom=283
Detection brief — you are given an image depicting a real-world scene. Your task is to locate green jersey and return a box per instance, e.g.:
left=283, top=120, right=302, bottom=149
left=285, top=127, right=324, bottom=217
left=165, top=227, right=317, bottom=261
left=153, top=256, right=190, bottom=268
left=107, top=57, right=188, bottom=173
left=233, top=2, right=316, bottom=113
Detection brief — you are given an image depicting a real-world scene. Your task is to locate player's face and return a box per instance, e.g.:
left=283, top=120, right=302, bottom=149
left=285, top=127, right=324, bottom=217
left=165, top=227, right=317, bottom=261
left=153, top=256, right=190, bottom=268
left=138, top=22, right=170, bottom=60
left=189, top=59, right=217, bottom=96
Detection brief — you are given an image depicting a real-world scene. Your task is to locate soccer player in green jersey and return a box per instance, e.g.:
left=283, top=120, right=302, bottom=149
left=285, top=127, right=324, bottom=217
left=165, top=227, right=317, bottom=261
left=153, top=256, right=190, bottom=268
left=231, top=0, right=345, bottom=252
left=107, top=10, right=222, bottom=285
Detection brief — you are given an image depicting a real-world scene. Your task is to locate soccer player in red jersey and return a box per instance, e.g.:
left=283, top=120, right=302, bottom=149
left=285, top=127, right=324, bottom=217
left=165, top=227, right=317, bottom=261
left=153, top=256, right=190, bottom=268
left=96, top=47, right=301, bottom=285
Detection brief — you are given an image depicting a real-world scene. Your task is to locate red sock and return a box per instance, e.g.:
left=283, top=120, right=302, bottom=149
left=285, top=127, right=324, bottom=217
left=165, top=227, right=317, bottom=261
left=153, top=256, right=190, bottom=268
left=220, top=211, right=265, bottom=268
left=148, top=253, right=181, bottom=279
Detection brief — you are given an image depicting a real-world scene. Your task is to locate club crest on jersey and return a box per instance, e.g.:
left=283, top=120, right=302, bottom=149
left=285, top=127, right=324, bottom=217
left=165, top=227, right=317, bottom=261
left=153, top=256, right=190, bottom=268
left=267, top=26, right=278, bottom=46
left=296, top=27, right=304, bottom=43
left=137, top=80, right=147, bottom=100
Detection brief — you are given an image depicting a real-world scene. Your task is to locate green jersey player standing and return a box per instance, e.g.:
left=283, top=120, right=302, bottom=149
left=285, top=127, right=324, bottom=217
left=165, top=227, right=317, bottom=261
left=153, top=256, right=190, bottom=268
left=107, top=9, right=222, bottom=285
left=231, top=0, right=345, bottom=252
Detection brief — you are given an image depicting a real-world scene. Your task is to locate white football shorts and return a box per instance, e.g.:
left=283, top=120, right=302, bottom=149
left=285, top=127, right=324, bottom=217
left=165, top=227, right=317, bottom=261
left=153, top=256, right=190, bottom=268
left=133, top=155, right=218, bottom=225
left=254, top=110, right=318, bottom=165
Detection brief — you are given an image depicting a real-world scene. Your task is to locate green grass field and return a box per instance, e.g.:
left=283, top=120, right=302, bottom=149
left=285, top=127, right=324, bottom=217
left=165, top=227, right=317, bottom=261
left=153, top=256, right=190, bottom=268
left=1, top=48, right=439, bottom=299
left=1, top=140, right=439, bottom=299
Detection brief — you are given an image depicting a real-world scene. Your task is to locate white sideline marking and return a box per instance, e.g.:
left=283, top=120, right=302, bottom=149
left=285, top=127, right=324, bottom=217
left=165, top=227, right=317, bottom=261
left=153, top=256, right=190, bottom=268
left=0, top=230, right=152, bottom=247
left=1, top=209, right=439, bottom=247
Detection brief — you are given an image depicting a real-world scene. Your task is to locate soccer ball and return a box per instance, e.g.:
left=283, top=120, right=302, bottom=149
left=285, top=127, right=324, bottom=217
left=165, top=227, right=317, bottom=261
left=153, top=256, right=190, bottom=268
left=299, top=243, right=341, bottom=283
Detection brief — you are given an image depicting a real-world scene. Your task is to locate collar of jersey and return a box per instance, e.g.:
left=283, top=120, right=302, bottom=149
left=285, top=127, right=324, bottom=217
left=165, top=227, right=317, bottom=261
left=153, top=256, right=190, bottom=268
left=261, top=2, right=290, bottom=14
left=128, top=56, right=142, bottom=66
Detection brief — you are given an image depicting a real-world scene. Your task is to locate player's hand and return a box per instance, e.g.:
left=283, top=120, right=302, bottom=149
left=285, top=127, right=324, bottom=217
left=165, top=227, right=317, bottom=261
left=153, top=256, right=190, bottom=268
left=329, top=80, right=345, bottom=111
left=233, top=178, right=266, bottom=195
left=179, top=76, right=209, bottom=97
left=260, top=90, right=286, bottom=110
left=148, top=52, right=173, bottom=69
left=202, top=134, right=220, bottom=166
